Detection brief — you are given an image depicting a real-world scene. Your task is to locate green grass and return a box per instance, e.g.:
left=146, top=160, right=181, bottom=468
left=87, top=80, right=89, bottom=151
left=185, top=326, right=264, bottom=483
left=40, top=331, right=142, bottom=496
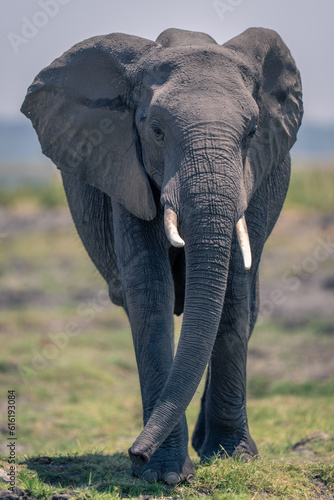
left=0, top=162, right=333, bottom=211
left=285, top=165, right=334, bottom=211
left=0, top=182, right=66, bottom=208
left=1, top=454, right=332, bottom=499
left=1, top=312, right=333, bottom=498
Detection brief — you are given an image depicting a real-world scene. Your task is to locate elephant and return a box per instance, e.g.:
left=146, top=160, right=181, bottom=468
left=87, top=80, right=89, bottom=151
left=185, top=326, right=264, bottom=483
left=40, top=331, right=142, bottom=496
left=21, top=27, right=303, bottom=484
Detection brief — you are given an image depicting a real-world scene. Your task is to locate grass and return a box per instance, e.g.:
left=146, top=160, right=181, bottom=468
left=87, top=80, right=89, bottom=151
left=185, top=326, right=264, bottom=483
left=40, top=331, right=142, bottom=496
left=1, top=454, right=331, bottom=499
left=0, top=162, right=333, bottom=211
left=1, top=308, right=333, bottom=498
left=0, top=165, right=334, bottom=498
left=0, top=181, right=66, bottom=209
left=285, top=164, right=334, bottom=212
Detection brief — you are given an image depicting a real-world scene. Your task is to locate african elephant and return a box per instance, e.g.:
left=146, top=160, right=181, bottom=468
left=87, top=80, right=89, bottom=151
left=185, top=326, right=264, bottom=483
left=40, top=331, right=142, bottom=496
left=21, top=27, right=303, bottom=484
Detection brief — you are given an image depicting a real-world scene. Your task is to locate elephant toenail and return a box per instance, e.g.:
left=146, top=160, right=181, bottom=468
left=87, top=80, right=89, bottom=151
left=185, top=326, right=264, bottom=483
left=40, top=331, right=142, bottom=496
left=186, top=473, right=195, bottom=483
left=236, top=452, right=254, bottom=462
left=164, top=472, right=181, bottom=484
left=141, top=469, right=158, bottom=483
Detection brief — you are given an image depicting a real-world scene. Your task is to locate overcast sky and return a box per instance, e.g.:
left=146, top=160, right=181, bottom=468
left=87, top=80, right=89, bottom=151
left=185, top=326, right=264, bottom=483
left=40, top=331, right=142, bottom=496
left=1, top=0, right=333, bottom=125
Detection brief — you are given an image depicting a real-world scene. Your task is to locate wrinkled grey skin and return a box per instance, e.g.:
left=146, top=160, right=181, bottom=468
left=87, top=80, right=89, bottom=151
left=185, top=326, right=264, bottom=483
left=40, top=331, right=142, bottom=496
left=21, top=27, right=303, bottom=484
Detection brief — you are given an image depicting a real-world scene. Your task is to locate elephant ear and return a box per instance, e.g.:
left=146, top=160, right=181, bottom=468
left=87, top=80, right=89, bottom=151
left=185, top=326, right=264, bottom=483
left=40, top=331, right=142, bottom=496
left=224, top=28, right=303, bottom=178
left=21, top=33, right=157, bottom=220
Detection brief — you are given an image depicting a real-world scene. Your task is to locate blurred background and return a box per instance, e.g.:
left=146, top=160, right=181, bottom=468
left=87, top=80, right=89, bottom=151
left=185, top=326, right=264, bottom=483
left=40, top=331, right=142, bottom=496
left=0, top=0, right=333, bottom=493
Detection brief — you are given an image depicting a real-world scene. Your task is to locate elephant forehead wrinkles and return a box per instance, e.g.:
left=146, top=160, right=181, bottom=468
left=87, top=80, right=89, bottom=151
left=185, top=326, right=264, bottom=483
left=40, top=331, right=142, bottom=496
left=139, top=46, right=244, bottom=87
left=136, top=51, right=257, bottom=128
left=148, top=86, right=256, bottom=136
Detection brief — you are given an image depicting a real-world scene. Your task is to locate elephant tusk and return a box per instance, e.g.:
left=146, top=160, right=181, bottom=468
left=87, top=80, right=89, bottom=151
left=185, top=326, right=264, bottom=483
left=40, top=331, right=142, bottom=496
left=236, top=215, right=252, bottom=270
left=164, top=205, right=185, bottom=248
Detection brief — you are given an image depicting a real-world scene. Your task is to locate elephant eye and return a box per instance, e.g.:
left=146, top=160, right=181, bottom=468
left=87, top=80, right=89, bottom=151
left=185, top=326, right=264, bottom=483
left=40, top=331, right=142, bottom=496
left=248, top=124, right=257, bottom=139
left=151, top=122, right=165, bottom=142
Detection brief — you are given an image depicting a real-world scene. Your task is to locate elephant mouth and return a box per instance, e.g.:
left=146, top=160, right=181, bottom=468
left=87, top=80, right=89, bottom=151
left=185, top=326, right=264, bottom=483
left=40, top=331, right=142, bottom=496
left=163, top=204, right=252, bottom=270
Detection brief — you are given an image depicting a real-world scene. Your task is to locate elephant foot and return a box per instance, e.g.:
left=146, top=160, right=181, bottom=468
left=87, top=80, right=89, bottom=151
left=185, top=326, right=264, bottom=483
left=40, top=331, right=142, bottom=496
left=197, top=426, right=259, bottom=462
left=232, top=436, right=259, bottom=462
left=131, top=453, right=194, bottom=484
left=130, top=415, right=194, bottom=484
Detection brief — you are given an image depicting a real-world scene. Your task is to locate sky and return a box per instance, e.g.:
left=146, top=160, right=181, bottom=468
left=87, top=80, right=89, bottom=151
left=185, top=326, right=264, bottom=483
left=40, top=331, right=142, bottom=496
left=1, top=0, right=334, bottom=126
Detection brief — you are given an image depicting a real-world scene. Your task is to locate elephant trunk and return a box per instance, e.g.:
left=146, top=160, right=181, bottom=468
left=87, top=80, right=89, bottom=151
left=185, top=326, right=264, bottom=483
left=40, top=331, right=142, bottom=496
left=129, top=194, right=236, bottom=466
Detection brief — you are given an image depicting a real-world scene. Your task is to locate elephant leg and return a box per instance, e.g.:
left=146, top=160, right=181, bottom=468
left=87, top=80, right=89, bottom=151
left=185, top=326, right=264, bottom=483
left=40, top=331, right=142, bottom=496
left=191, top=208, right=263, bottom=459
left=192, top=157, right=290, bottom=461
left=61, top=173, right=124, bottom=306
left=192, top=266, right=260, bottom=459
left=112, top=202, right=194, bottom=484
left=192, top=269, right=258, bottom=461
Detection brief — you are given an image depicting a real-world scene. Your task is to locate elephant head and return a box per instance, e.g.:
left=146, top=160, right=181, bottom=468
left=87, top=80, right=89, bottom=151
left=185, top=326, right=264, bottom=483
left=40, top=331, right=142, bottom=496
left=21, top=27, right=302, bottom=465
